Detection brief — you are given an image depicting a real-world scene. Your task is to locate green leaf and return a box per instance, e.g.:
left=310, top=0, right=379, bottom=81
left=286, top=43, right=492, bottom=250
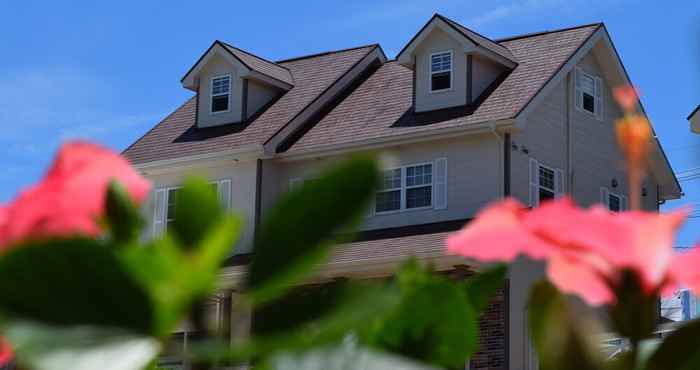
left=464, top=264, right=507, bottom=313
left=645, top=319, right=700, bottom=370
left=0, top=238, right=153, bottom=333
left=610, top=269, right=658, bottom=345
left=190, top=281, right=401, bottom=363
left=528, top=281, right=603, bottom=370
left=104, top=181, right=144, bottom=245
left=171, top=177, right=223, bottom=248
left=262, top=342, right=440, bottom=370
left=120, top=215, right=241, bottom=336
left=2, top=319, right=160, bottom=370
left=246, top=156, right=379, bottom=304
left=364, top=261, right=479, bottom=368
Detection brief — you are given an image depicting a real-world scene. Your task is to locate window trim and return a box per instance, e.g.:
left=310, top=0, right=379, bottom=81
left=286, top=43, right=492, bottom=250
left=375, top=161, right=434, bottom=215
left=428, top=50, right=453, bottom=94
left=209, top=74, right=232, bottom=115
left=575, top=67, right=603, bottom=120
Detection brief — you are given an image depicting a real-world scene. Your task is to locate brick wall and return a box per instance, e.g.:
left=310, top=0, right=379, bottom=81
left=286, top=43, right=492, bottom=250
left=448, top=268, right=507, bottom=370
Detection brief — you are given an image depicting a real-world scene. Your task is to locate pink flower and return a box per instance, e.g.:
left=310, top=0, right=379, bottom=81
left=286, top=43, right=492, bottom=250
left=670, top=247, right=700, bottom=295
left=613, top=85, right=640, bottom=112
left=447, top=197, right=687, bottom=305
left=0, top=141, right=151, bottom=249
left=0, top=337, right=12, bottom=366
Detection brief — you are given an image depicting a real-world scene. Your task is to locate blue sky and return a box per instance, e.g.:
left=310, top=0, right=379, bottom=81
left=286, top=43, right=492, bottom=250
left=1, top=1, right=699, bottom=243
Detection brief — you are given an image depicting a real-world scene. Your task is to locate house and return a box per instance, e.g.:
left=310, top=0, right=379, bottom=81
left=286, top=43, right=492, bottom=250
left=123, top=14, right=681, bottom=370
left=688, top=105, right=700, bottom=133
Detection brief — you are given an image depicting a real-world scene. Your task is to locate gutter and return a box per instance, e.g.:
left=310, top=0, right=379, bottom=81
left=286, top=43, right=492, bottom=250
left=133, top=144, right=266, bottom=174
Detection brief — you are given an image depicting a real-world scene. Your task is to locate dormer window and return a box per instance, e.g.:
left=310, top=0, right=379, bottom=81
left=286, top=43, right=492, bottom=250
left=210, top=75, right=231, bottom=114
left=430, top=51, right=452, bottom=92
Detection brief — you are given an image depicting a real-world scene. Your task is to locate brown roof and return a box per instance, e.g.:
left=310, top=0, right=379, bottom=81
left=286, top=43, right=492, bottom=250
left=437, top=14, right=517, bottom=63
left=220, top=42, right=294, bottom=86
left=124, top=45, right=378, bottom=164
left=287, top=23, right=600, bottom=153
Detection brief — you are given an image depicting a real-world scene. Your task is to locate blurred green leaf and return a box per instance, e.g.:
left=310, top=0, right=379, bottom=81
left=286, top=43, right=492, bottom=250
left=261, top=341, right=441, bottom=370
left=246, top=156, right=379, bottom=304
left=104, top=181, right=144, bottom=245
left=528, top=281, right=603, bottom=370
left=464, top=264, right=507, bottom=313
left=2, top=319, right=160, bottom=370
left=171, top=177, right=223, bottom=247
left=364, top=261, right=479, bottom=368
left=0, top=238, right=153, bottom=333
left=645, top=319, right=700, bottom=370
left=190, top=281, right=401, bottom=363
left=610, top=269, right=657, bottom=345
left=120, top=215, right=241, bottom=336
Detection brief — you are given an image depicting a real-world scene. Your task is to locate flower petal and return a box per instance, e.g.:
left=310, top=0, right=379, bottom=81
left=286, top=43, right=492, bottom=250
left=0, top=337, right=13, bottom=366
left=547, top=256, right=615, bottom=306
left=446, top=198, right=559, bottom=262
left=670, top=246, right=700, bottom=296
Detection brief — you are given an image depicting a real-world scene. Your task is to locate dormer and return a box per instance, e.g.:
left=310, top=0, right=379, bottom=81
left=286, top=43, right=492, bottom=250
left=397, top=14, right=517, bottom=113
left=181, top=41, right=294, bottom=128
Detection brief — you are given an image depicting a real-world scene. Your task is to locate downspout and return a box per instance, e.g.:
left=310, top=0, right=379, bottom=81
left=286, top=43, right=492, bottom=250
left=489, top=123, right=504, bottom=197
left=566, top=72, right=573, bottom=194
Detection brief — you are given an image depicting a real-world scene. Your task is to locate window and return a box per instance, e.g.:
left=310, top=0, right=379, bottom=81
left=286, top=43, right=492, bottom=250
left=375, top=163, right=433, bottom=213
left=210, top=75, right=231, bottom=114
left=376, top=168, right=402, bottom=212
left=430, top=51, right=452, bottom=92
left=538, top=165, right=556, bottom=203
left=600, top=187, right=626, bottom=212
left=161, top=180, right=230, bottom=232
left=166, top=188, right=179, bottom=230
left=529, top=159, right=563, bottom=207
left=575, top=68, right=603, bottom=119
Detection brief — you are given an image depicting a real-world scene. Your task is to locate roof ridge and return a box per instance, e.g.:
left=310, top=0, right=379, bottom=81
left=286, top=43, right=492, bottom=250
left=218, top=41, right=292, bottom=73
left=276, top=43, right=379, bottom=63
left=436, top=14, right=511, bottom=52
left=496, top=22, right=603, bottom=43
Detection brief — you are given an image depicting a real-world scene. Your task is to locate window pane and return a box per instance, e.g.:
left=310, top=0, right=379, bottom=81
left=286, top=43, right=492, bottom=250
left=376, top=190, right=401, bottom=212
left=431, top=72, right=451, bottom=91
left=609, top=194, right=621, bottom=212
left=212, top=95, right=229, bottom=112
left=406, top=186, right=431, bottom=208
left=406, top=164, right=432, bottom=186
left=583, top=93, right=595, bottom=113
left=212, top=76, right=230, bottom=95
left=539, top=188, right=555, bottom=203
left=380, top=169, right=401, bottom=190
left=580, top=74, right=595, bottom=94
left=166, top=189, right=179, bottom=227
left=431, top=52, right=451, bottom=73
left=538, top=166, right=555, bottom=191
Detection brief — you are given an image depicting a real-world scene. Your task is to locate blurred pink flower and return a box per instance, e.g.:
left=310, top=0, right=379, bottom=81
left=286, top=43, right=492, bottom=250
left=613, top=85, right=640, bottom=112
left=670, top=247, right=700, bottom=295
left=447, top=197, right=687, bottom=305
left=0, top=141, right=151, bottom=249
left=0, top=336, right=12, bottom=366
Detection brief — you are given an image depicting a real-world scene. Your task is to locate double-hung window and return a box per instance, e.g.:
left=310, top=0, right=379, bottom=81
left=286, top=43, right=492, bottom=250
left=529, top=158, right=563, bottom=207
left=600, top=187, right=626, bottom=212
left=430, top=51, right=452, bottom=92
left=154, top=179, right=231, bottom=235
left=375, top=163, right=437, bottom=213
left=575, top=68, right=603, bottom=120
left=210, top=75, right=231, bottom=114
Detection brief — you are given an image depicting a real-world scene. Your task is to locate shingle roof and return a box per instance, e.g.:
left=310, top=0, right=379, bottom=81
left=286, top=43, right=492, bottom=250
left=287, top=24, right=601, bottom=153
left=123, top=45, right=377, bottom=164
left=220, top=42, right=294, bottom=86
left=437, top=14, right=517, bottom=63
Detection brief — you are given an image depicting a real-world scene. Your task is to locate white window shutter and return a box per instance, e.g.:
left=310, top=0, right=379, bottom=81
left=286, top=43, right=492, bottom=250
left=554, top=168, right=565, bottom=197
left=433, top=157, right=448, bottom=210
left=529, top=158, right=539, bottom=207
left=594, top=76, right=604, bottom=120
left=620, top=195, right=628, bottom=211
left=600, top=187, right=610, bottom=208
left=153, top=188, right=167, bottom=237
left=217, top=179, right=231, bottom=211
left=289, top=177, right=303, bottom=191
left=574, top=68, right=583, bottom=111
